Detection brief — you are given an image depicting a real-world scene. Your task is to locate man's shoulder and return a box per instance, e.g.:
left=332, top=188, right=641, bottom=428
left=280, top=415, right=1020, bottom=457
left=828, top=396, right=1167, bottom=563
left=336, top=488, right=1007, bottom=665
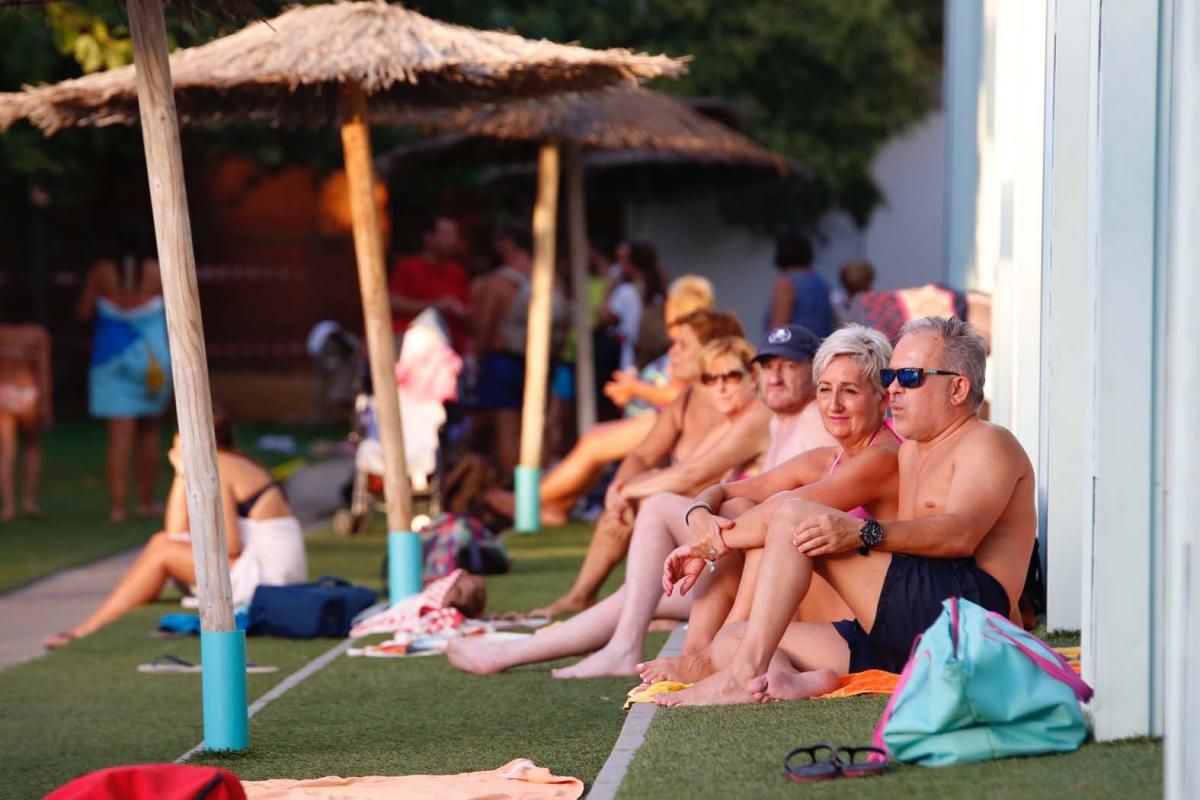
left=956, top=419, right=1033, bottom=467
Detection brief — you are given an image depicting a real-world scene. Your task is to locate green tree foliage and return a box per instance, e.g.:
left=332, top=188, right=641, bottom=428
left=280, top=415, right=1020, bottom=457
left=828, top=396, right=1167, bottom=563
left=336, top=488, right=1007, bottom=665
left=1, top=0, right=940, bottom=227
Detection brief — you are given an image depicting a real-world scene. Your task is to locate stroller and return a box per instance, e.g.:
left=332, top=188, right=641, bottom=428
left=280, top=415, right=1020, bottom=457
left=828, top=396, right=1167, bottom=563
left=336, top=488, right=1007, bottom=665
left=317, top=309, right=462, bottom=536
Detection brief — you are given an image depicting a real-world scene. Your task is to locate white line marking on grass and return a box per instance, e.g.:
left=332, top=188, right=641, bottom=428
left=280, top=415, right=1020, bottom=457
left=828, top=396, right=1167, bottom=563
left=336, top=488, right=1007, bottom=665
left=587, top=625, right=687, bottom=800
left=174, top=637, right=356, bottom=763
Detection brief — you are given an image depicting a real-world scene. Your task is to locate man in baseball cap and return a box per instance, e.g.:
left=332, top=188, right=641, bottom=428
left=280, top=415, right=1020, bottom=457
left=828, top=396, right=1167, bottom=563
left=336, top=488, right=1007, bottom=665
left=752, top=325, right=834, bottom=464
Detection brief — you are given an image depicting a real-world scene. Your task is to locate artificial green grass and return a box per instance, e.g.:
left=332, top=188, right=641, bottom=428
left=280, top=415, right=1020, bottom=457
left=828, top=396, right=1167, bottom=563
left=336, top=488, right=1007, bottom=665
left=619, top=699, right=1161, bottom=799
left=619, top=625, right=1160, bottom=799
left=0, top=422, right=161, bottom=593
left=0, top=522, right=661, bottom=799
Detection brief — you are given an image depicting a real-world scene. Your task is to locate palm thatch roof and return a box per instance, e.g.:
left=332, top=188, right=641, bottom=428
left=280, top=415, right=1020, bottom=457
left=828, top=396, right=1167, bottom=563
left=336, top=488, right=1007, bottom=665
left=0, top=1, right=685, bottom=134
left=379, top=86, right=792, bottom=174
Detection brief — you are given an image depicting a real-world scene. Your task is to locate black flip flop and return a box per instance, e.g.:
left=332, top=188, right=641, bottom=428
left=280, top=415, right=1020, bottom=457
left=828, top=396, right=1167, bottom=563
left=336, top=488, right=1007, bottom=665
left=782, top=742, right=840, bottom=783
left=836, top=745, right=889, bottom=778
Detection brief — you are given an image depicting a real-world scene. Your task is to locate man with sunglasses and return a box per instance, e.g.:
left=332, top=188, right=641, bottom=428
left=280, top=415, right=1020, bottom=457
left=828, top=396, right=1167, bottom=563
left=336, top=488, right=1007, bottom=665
left=659, top=315, right=1036, bottom=706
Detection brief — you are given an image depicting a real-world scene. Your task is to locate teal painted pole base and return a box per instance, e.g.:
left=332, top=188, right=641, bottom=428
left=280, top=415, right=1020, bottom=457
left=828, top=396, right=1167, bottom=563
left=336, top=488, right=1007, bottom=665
left=200, top=629, right=248, bottom=752
left=514, top=465, right=541, bottom=533
left=388, top=530, right=422, bottom=605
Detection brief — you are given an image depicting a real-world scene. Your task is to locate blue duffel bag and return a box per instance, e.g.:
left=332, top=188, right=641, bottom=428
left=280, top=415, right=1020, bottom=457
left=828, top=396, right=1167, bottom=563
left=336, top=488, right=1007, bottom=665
left=247, top=576, right=376, bottom=638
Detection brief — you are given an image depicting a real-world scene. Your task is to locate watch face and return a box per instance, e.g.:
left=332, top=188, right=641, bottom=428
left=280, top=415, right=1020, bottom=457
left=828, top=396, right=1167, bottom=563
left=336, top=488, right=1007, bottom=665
left=861, top=520, right=883, bottom=548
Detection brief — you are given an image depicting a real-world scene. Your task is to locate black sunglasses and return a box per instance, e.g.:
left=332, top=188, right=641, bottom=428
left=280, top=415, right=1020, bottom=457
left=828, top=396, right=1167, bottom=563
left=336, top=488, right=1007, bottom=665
left=700, top=369, right=747, bottom=387
left=880, top=367, right=961, bottom=389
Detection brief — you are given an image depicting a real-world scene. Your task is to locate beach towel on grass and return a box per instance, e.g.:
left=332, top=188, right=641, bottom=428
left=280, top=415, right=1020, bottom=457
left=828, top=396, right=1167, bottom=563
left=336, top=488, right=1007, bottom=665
left=241, top=758, right=582, bottom=800
left=623, top=671, right=901, bottom=709
left=349, top=569, right=469, bottom=640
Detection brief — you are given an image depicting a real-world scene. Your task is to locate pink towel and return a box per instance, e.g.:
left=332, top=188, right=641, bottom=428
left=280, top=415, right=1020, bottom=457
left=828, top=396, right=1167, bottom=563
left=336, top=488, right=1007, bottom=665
left=350, top=569, right=468, bottom=639
left=241, top=758, right=583, bottom=800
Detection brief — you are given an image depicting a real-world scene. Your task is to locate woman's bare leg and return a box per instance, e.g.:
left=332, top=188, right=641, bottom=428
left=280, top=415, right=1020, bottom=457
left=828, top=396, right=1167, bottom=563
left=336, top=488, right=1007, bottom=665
left=134, top=416, right=162, bottom=517
left=60, top=532, right=197, bottom=640
left=447, top=584, right=691, bottom=675
left=0, top=414, right=15, bottom=521
left=106, top=417, right=136, bottom=522
left=494, top=409, right=520, bottom=477
left=549, top=493, right=700, bottom=678
left=530, top=507, right=634, bottom=618
left=662, top=499, right=888, bottom=706
left=19, top=428, right=42, bottom=515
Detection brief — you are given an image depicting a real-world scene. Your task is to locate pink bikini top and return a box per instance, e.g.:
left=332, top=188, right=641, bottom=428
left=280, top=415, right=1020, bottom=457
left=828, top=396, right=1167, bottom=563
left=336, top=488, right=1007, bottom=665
left=827, top=423, right=898, bottom=520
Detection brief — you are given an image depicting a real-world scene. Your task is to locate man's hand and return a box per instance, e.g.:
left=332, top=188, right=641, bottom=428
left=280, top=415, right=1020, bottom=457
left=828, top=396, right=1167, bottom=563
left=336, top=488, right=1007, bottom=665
left=603, top=368, right=639, bottom=408
left=662, top=544, right=708, bottom=597
left=792, top=511, right=862, bottom=557
left=687, top=508, right=733, bottom=560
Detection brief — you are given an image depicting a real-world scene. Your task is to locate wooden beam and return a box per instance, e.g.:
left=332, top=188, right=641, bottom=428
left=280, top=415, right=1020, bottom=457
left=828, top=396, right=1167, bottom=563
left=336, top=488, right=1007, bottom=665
left=338, top=81, right=412, bottom=533
left=519, top=142, right=561, bottom=470
left=126, top=0, right=233, bottom=634
left=564, top=142, right=597, bottom=435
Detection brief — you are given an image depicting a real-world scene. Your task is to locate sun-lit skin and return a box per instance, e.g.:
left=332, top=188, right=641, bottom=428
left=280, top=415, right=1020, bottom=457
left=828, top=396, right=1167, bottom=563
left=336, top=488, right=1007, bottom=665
left=757, top=356, right=814, bottom=415
left=701, top=354, right=757, bottom=418
left=667, top=325, right=703, bottom=384
left=815, top=355, right=889, bottom=444
left=886, top=331, right=973, bottom=442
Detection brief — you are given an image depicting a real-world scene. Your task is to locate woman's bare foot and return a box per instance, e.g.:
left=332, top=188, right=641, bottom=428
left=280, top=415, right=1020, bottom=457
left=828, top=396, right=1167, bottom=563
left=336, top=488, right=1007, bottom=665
left=20, top=503, right=42, bottom=518
left=1, top=506, right=15, bottom=523
left=109, top=508, right=127, bottom=524
left=756, top=666, right=839, bottom=702
left=550, top=642, right=641, bottom=679
left=43, top=631, right=77, bottom=650
left=638, top=651, right=714, bottom=684
left=647, top=618, right=680, bottom=633
left=655, top=668, right=758, bottom=707
left=483, top=488, right=516, bottom=518
left=446, top=637, right=513, bottom=675
left=529, top=592, right=594, bottom=619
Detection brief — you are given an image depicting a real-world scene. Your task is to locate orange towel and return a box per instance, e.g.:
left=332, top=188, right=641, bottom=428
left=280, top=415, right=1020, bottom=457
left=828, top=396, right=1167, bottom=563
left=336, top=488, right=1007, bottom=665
left=241, top=759, right=583, bottom=800
left=817, top=669, right=899, bottom=699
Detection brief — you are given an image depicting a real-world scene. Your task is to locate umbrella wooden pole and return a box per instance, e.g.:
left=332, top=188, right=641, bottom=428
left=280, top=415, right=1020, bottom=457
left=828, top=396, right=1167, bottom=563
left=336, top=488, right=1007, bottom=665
left=564, top=142, right=597, bottom=436
left=515, top=142, right=561, bottom=532
left=125, top=0, right=245, bottom=751
left=338, top=82, right=420, bottom=600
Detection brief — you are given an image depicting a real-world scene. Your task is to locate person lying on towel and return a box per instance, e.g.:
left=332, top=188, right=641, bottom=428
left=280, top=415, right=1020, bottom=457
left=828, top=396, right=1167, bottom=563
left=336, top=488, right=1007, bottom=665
left=44, top=409, right=307, bottom=649
left=656, top=316, right=1035, bottom=706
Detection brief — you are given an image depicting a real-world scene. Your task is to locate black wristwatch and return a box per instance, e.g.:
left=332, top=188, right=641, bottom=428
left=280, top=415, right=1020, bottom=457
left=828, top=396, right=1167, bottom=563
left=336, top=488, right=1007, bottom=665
left=858, top=519, right=884, bottom=556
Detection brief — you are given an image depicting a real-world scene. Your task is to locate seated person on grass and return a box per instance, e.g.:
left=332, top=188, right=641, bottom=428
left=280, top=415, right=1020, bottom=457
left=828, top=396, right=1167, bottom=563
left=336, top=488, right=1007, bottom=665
left=656, top=316, right=1035, bottom=706
left=482, top=275, right=714, bottom=527
left=44, top=410, right=307, bottom=649
left=448, top=325, right=901, bottom=679
left=529, top=310, right=769, bottom=619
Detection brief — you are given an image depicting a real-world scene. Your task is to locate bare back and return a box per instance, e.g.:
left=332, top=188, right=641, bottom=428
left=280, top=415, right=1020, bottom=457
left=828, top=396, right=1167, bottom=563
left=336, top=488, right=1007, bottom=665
left=897, top=417, right=1036, bottom=609
left=79, top=259, right=162, bottom=321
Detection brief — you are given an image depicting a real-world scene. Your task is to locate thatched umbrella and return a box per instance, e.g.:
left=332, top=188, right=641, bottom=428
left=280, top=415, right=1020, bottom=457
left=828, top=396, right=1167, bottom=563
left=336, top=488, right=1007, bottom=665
left=1, top=0, right=682, bottom=750
left=385, top=87, right=791, bottom=531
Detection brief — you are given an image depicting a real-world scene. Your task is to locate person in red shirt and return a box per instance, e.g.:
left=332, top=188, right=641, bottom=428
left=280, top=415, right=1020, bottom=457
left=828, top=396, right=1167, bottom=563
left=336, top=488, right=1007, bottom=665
left=388, top=215, right=471, bottom=354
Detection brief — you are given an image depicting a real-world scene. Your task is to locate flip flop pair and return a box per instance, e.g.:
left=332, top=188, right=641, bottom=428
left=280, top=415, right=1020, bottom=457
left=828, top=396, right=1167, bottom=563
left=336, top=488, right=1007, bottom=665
left=783, top=742, right=888, bottom=783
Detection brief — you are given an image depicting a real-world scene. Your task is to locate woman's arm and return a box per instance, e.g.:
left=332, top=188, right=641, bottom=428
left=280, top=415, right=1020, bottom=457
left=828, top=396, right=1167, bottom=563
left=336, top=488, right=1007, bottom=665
left=221, top=481, right=243, bottom=559
left=163, top=474, right=189, bottom=534
left=767, top=274, right=795, bottom=329
left=620, top=403, right=772, bottom=500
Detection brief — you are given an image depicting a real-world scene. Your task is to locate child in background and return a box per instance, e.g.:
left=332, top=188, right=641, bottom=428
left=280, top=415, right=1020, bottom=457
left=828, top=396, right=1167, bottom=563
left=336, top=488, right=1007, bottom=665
left=832, top=259, right=877, bottom=325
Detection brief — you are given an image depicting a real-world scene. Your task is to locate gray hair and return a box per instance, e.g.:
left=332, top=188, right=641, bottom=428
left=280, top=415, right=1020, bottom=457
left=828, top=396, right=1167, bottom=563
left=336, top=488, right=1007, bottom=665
left=812, top=324, right=893, bottom=395
left=897, top=316, right=987, bottom=409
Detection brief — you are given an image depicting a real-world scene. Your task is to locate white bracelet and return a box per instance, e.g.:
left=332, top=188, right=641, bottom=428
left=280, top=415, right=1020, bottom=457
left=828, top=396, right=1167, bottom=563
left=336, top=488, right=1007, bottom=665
left=684, top=501, right=714, bottom=527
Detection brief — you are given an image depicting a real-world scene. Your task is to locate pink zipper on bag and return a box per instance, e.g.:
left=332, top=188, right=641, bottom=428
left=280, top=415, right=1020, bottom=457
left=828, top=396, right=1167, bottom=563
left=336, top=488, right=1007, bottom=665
left=981, top=615, right=1093, bottom=702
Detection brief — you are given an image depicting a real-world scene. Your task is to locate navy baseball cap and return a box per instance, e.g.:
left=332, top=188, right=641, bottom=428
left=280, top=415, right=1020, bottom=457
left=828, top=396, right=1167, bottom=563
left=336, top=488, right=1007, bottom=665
left=753, top=324, right=821, bottom=364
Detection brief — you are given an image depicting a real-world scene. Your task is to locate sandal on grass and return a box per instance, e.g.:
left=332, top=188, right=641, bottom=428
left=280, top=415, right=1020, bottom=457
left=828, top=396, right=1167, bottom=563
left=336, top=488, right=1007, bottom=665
left=783, top=742, right=888, bottom=783
left=137, top=654, right=278, bottom=674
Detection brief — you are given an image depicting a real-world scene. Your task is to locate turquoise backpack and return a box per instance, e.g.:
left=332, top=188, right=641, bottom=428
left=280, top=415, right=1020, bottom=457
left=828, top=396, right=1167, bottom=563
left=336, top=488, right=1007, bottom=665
left=873, top=596, right=1093, bottom=767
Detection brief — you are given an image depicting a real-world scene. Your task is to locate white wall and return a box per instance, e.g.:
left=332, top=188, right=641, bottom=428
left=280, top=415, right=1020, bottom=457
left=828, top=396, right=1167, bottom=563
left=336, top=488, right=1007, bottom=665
left=624, top=109, right=947, bottom=335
